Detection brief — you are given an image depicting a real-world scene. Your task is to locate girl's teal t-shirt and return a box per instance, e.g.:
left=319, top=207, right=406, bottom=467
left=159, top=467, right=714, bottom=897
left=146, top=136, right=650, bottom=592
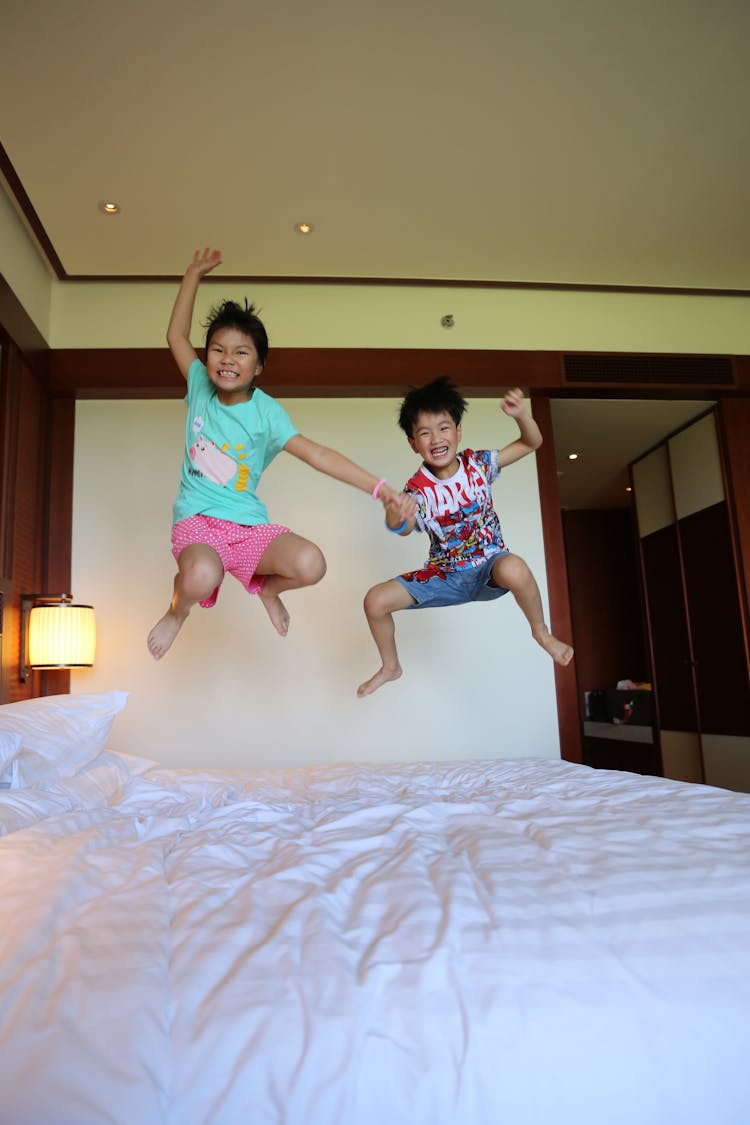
left=172, top=359, right=299, bottom=526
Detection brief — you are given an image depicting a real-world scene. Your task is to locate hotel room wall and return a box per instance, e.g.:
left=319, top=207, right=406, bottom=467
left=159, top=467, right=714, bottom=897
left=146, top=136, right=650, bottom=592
left=71, top=397, right=558, bottom=770
left=50, top=278, right=750, bottom=353
left=5, top=197, right=750, bottom=771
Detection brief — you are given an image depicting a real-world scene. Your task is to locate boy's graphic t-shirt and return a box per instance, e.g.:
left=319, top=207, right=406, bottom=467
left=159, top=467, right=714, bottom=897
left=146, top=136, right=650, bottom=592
left=173, top=359, right=298, bottom=526
left=405, top=449, right=505, bottom=579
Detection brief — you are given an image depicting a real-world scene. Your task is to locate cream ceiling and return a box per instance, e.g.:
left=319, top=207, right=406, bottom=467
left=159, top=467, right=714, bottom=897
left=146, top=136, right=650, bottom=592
left=1, top=0, right=749, bottom=287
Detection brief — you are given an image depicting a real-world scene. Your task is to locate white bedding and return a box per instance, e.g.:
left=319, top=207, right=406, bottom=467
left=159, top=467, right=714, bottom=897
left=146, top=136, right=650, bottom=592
left=1, top=756, right=749, bottom=1124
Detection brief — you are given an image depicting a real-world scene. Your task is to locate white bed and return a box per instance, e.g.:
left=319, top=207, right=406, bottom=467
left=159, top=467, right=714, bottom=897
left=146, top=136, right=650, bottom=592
left=1, top=693, right=749, bottom=1124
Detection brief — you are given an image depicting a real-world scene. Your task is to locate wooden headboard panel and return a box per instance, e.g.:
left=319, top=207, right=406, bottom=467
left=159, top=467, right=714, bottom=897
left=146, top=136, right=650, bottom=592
left=0, top=284, right=73, bottom=704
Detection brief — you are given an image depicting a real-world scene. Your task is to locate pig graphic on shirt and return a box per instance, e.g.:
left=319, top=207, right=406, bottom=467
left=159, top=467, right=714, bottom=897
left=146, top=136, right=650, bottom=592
left=189, top=435, right=237, bottom=487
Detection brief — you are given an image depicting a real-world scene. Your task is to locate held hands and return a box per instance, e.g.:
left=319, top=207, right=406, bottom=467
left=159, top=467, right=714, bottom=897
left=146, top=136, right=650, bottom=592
left=383, top=490, right=416, bottom=532
left=187, top=247, right=222, bottom=277
left=372, top=480, right=414, bottom=531
left=374, top=481, right=401, bottom=509
left=501, top=387, right=527, bottom=419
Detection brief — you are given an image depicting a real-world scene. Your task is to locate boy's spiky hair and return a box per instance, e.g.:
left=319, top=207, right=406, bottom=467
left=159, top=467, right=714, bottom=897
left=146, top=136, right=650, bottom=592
left=398, top=375, right=468, bottom=435
left=203, top=299, right=269, bottom=368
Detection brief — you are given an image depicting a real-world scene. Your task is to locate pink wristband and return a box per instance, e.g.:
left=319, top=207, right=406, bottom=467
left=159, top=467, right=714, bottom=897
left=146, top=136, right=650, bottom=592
left=372, top=478, right=387, bottom=500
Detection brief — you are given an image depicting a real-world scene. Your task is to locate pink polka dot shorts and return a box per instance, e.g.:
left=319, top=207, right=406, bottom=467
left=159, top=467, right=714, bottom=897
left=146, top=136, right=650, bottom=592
left=171, top=515, right=291, bottom=608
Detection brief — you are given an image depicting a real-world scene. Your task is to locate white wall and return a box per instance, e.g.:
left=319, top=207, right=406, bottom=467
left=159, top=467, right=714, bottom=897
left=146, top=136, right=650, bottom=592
left=72, top=397, right=560, bottom=770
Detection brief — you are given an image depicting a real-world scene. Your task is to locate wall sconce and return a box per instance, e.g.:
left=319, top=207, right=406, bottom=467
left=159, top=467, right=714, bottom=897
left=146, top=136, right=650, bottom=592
left=20, top=594, right=96, bottom=683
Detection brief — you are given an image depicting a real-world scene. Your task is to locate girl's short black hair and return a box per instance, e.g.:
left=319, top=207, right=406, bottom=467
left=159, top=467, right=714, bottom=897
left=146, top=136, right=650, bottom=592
left=204, top=300, right=269, bottom=368
left=398, top=375, right=468, bottom=435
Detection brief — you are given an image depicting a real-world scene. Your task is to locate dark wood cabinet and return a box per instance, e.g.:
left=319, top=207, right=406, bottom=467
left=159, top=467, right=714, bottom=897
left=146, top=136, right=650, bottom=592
left=583, top=739, right=661, bottom=777
left=633, top=412, right=750, bottom=791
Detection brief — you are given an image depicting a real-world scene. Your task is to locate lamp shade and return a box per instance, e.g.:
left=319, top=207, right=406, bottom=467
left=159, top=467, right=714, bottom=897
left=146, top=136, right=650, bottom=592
left=27, top=603, right=96, bottom=668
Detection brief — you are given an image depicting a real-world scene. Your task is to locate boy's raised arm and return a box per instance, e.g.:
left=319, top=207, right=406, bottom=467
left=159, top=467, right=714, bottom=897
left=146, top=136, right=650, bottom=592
left=167, top=248, right=222, bottom=380
left=496, top=387, right=543, bottom=467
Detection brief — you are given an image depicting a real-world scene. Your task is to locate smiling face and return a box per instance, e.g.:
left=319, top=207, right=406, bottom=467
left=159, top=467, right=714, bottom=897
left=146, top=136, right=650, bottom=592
left=408, top=409, right=461, bottom=479
left=205, top=327, right=263, bottom=405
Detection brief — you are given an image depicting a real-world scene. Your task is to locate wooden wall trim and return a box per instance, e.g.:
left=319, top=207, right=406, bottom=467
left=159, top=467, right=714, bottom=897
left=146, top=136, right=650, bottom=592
left=0, top=341, right=63, bottom=701
left=49, top=346, right=750, bottom=400
left=49, top=347, right=566, bottom=399
left=0, top=340, right=20, bottom=577
left=44, top=398, right=75, bottom=592
left=0, top=274, right=48, bottom=384
left=531, top=396, right=581, bottom=764
left=40, top=396, right=74, bottom=694
left=0, top=315, right=72, bottom=698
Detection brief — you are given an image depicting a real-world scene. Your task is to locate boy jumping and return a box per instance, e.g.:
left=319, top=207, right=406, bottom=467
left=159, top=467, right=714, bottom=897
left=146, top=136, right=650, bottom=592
left=357, top=377, right=573, bottom=697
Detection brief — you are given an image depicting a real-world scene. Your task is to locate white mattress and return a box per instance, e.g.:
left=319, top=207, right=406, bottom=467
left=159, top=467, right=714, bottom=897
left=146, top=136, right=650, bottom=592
left=1, top=755, right=749, bottom=1124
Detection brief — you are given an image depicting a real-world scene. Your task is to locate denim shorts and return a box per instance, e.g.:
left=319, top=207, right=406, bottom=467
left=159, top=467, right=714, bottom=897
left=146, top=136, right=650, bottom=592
left=396, top=551, right=510, bottom=609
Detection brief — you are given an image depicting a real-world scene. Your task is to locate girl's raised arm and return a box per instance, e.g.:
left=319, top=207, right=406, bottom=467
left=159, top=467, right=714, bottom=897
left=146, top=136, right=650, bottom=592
left=166, top=248, right=222, bottom=379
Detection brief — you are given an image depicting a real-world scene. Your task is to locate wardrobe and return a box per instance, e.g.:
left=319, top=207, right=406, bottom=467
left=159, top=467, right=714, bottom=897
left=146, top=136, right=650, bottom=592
left=631, top=410, right=750, bottom=791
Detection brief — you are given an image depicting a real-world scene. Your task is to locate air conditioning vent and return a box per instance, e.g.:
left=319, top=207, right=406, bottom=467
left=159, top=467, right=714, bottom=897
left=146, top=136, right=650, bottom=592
left=563, top=354, right=734, bottom=385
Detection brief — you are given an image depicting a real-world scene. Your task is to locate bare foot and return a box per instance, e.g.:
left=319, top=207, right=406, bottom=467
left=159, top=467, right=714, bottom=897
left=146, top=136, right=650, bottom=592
left=532, top=625, right=574, bottom=667
left=357, top=665, right=403, bottom=697
left=147, top=611, right=184, bottom=660
left=260, top=591, right=290, bottom=636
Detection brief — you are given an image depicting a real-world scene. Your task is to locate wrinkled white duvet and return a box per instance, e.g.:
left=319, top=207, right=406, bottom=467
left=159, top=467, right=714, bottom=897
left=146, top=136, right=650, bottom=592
left=1, top=755, right=749, bottom=1125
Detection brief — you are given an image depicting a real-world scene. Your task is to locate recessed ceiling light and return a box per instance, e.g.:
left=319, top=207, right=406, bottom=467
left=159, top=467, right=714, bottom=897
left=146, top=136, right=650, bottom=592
left=294, top=221, right=314, bottom=235
left=98, top=200, right=120, bottom=214
left=567, top=452, right=579, bottom=461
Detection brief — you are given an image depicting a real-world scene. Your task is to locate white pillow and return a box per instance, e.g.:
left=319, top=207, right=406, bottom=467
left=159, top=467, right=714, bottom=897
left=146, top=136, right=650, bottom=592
left=0, top=731, right=23, bottom=788
left=0, top=691, right=129, bottom=788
